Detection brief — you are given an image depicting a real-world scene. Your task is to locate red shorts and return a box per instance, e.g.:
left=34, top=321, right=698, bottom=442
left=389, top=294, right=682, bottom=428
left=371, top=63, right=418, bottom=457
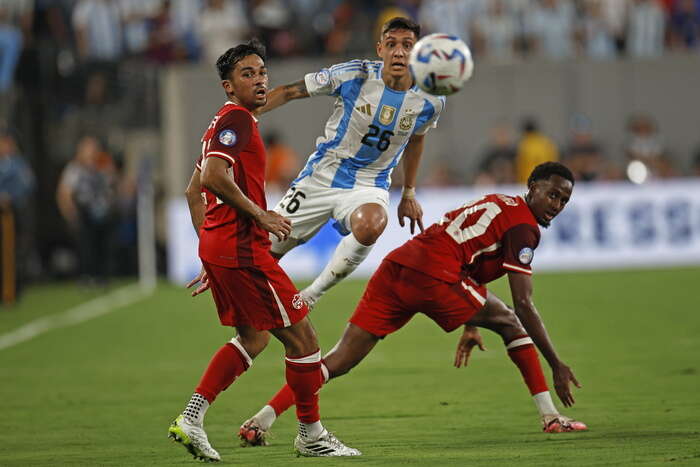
left=202, top=259, right=308, bottom=330
left=350, top=260, right=487, bottom=337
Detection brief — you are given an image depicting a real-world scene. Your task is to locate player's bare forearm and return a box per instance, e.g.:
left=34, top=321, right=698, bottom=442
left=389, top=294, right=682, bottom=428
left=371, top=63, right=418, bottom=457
left=201, top=158, right=265, bottom=220
left=401, top=134, right=425, bottom=190
left=185, top=168, right=205, bottom=235
left=507, top=272, right=561, bottom=368
left=255, top=79, right=309, bottom=115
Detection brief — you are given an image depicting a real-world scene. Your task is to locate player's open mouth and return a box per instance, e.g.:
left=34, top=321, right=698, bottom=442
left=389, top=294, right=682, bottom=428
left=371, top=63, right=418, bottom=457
left=544, top=212, right=555, bottom=221
left=255, top=88, right=267, bottom=97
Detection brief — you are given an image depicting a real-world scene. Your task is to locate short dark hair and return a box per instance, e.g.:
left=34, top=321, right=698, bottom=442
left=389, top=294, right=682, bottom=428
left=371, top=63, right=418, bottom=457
left=381, top=17, right=420, bottom=40
left=528, top=162, right=575, bottom=187
left=216, top=38, right=267, bottom=80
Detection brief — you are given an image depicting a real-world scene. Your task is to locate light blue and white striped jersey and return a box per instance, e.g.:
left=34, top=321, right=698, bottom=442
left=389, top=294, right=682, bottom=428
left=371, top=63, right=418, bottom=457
left=292, top=59, right=446, bottom=190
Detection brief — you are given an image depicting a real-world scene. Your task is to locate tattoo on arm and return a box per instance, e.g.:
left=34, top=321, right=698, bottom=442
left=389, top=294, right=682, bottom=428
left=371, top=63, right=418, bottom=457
left=285, top=79, right=310, bottom=100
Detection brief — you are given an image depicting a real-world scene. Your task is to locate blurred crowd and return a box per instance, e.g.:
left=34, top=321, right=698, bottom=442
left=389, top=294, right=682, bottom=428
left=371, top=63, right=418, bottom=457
left=0, top=0, right=699, bottom=295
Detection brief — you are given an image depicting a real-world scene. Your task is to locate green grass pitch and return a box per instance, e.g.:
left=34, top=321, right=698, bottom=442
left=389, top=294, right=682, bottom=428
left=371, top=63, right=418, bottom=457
left=1, top=268, right=699, bottom=466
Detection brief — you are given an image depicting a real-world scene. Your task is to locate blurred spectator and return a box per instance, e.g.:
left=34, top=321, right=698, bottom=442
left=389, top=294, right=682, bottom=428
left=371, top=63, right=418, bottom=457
left=198, top=0, right=250, bottom=65
left=524, top=0, right=576, bottom=60
left=601, top=0, right=629, bottom=52
left=0, top=128, right=35, bottom=299
left=56, top=135, right=118, bottom=285
left=170, top=0, right=203, bottom=60
left=515, top=117, right=559, bottom=184
left=581, top=0, right=618, bottom=59
left=72, top=0, right=123, bottom=63
left=669, top=0, right=700, bottom=50
left=251, top=0, right=296, bottom=56
left=0, top=0, right=32, bottom=95
left=146, top=0, right=188, bottom=64
left=418, top=0, right=480, bottom=45
left=422, top=161, right=462, bottom=187
left=118, top=0, right=161, bottom=57
left=563, top=114, right=608, bottom=181
left=473, top=0, right=518, bottom=62
left=474, top=121, right=517, bottom=185
left=626, top=0, right=666, bottom=58
left=624, top=114, right=677, bottom=181
left=264, top=131, right=299, bottom=192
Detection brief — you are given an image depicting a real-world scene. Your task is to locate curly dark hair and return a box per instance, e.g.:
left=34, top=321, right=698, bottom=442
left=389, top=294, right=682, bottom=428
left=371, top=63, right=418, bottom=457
left=216, top=38, right=267, bottom=80
left=527, top=162, right=575, bottom=186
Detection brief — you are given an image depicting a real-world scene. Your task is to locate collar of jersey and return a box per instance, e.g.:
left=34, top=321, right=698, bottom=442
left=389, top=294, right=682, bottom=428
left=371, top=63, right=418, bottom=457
left=225, top=100, right=258, bottom=122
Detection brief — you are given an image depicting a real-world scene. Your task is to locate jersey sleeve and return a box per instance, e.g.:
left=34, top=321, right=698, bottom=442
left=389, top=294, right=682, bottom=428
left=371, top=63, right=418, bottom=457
left=304, top=60, right=372, bottom=96
left=204, top=109, right=254, bottom=166
left=414, top=96, right=446, bottom=136
left=501, top=224, right=540, bottom=275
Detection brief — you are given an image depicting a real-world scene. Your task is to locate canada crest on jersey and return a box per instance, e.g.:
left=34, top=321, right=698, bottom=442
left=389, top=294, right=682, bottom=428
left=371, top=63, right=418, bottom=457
left=379, top=105, right=397, bottom=125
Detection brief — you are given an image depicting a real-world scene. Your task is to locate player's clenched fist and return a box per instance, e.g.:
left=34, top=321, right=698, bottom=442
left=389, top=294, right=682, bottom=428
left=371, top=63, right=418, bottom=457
left=255, top=210, right=292, bottom=241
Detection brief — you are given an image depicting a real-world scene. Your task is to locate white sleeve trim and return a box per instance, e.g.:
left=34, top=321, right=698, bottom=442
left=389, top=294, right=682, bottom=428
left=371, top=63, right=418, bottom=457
left=503, top=262, right=533, bottom=274
left=205, top=151, right=236, bottom=166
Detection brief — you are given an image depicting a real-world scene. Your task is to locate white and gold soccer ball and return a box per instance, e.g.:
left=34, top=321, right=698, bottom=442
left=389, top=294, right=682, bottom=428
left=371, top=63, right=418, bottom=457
left=409, top=33, right=474, bottom=96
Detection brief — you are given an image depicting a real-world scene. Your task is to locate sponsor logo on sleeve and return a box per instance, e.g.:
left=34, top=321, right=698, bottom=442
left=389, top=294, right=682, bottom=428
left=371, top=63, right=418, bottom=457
left=314, top=69, right=330, bottom=86
left=518, top=247, right=534, bottom=265
left=218, top=129, right=237, bottom=146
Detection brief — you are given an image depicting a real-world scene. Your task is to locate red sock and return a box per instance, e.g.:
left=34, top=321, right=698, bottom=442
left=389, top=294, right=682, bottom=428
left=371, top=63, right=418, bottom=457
left=269, top=359, right=328, bottom=416
left=195, top=341, right=251, bottom=403
left=268, top=383, right=295, bottom=416
left=506, top=336, right=548, bottom=395
left=284, top=350, right=322, bottom=423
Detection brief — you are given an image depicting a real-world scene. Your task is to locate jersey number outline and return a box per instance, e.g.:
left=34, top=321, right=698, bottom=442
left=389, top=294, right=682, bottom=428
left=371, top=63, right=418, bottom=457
left=280, top=187, right=307, bottom=214
left=444, top=201, right=502, bottom=244
left=361, top=124, right=394, bottom=152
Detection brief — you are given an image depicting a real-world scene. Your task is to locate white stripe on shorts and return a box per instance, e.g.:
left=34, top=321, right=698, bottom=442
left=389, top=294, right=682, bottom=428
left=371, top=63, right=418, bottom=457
left=461, top=281, right=486, bottom=306
left=267, top=280, right=291, bottom=327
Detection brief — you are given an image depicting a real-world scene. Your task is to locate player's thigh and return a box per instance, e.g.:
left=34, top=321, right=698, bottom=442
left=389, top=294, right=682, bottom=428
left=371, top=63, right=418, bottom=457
left=332, top=186, right=389, bottom=235
left=421, top=277, right=487, bottom=333
left=271, top=181, right=334, bottom=255
left=466, top=291, right=525, bottom=337
left=349, top=260, right=416, bottom=338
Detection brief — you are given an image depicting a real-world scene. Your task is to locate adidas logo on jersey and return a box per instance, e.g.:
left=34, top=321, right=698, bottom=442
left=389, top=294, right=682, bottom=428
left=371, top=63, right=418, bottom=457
left=355, top=104, right=371, bottom=115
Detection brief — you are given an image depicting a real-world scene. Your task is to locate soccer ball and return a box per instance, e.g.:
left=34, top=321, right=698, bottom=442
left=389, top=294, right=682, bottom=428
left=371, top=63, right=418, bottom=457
left=409, top=33, right=474, bottom=96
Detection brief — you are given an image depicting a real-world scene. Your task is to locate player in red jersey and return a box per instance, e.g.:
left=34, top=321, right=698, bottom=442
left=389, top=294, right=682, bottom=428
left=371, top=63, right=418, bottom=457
left=238, top=162, right=587, bottom=446
left=167, top=39, right=360, bottom=462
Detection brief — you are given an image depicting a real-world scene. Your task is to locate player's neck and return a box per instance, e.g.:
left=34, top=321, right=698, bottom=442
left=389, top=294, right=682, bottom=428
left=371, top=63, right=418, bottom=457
left=227, top=95, right=256, bottom=113
left=381, top=70, right=412, bottom=92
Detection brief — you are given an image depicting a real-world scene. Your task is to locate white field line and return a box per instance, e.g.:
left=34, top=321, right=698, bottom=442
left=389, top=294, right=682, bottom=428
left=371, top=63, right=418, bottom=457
left=0, top=283, right=154, bottom=351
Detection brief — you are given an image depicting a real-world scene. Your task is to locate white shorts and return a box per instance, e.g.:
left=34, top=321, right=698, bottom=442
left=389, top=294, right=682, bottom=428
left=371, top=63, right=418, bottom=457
left=271, top=177, right=389, bottom=256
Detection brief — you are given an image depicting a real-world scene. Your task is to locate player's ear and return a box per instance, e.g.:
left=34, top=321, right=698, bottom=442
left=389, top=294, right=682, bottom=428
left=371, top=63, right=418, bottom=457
left=221, top=79, right=234, bottom=95
left=376, top=40, right=383, bottom=58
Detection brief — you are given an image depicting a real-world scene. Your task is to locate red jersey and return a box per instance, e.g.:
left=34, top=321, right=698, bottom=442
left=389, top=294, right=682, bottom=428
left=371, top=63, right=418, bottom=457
left=196, top=101, right=272, bottom=268
left=386, top=194, right=540, bottom=284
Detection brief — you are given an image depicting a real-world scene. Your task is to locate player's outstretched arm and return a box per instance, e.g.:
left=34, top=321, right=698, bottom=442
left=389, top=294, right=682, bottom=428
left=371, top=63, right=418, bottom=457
left=201, top=157, right=291, bottom=241
left=254, top=79, right=310, bottom=116
left=507, top=272, right=582, bottom=407
left=397, top=134, right=425, bottom=234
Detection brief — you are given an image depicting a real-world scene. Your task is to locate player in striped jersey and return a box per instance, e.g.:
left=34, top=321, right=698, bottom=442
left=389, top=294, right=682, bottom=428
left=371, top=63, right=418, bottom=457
left=256, top=17, right=445, bottom=308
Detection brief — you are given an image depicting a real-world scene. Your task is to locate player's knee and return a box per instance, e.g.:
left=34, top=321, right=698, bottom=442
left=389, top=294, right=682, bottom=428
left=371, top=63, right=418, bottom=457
left=351, top=208, right=387, bottom=245
left=236, top=332, right=270, bottom=359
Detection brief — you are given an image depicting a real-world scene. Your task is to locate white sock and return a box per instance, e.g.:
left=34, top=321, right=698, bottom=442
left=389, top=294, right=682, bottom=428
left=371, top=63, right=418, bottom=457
left=183, top=393, right=209, bottom=426
left=253, top=405, right=277, bottom=431
left=533, top=391, right=559, bottom=417
left=304, top=233, right=373, bottom=300
left=299, top=420, right=325, bottom=440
